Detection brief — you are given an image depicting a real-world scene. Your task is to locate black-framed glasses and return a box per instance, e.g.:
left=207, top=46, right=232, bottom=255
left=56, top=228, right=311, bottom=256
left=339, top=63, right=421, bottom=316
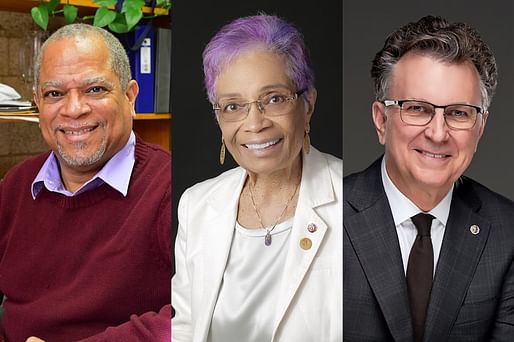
left=213, top=88, right=307, bottom=122
left=382, top=99, right=484, bottom=130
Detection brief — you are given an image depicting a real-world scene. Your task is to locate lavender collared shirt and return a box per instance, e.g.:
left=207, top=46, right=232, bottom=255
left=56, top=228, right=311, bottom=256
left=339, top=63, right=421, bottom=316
left=31, top=131, right=136, bottom=199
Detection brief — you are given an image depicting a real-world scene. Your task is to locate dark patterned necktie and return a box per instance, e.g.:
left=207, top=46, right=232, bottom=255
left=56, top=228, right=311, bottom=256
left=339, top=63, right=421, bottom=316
left=407, top=213, right=434, bottom=342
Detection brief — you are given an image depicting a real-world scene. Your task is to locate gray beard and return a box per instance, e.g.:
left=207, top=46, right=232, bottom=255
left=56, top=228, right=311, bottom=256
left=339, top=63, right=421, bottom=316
left=57, top=137, right=107, bottom=169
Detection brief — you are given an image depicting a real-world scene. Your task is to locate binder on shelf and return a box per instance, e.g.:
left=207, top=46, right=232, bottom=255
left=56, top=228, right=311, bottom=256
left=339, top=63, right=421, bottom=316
left=154, top=27, right=171, bottom=113
left=127, top=25, right=155, bottom=113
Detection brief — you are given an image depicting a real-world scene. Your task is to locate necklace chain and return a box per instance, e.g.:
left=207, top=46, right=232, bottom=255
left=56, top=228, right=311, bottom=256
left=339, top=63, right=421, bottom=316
left=248, top=179, right=300, bottom=246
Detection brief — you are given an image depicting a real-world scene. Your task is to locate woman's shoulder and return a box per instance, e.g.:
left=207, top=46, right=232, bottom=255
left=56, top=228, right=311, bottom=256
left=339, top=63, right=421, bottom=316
left=182, top=166, right=245, bottom=199
left=308, top=147, right=342, bottom=177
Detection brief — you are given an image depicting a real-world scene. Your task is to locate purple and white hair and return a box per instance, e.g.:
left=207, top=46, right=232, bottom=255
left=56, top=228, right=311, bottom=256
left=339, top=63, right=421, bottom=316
left=202, top=14, right=315, bottom=103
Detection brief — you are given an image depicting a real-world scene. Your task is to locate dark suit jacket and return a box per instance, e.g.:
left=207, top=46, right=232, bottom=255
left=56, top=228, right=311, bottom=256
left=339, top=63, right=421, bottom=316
left=344, top=157, right=514, bottom=341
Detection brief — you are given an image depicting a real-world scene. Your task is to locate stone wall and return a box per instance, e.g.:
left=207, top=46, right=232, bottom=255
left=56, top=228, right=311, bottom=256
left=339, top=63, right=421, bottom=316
left=0, top=11, right=50, bottom=178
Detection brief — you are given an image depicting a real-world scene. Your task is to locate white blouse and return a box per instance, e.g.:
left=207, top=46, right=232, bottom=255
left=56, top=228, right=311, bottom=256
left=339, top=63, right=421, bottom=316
left=207, top=217, right=294, bottom=342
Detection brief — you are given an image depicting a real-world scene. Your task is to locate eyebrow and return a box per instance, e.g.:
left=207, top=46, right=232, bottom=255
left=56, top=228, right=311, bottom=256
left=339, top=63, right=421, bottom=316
left=82, top=77, right=114, bottom=88
left=40, top=77, right=114, bottom=91
left=40, top=80, right=63, bottom=90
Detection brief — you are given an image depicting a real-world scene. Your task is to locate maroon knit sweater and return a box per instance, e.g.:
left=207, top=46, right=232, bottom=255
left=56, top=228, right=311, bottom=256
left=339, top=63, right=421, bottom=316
left=0, top=139, right=171, bottom=342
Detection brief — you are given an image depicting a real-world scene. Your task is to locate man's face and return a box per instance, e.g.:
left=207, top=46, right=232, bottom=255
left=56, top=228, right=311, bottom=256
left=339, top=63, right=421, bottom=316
left=372, top=52, right=487, bottom=197
left=34, top=35, right=138, bottom=175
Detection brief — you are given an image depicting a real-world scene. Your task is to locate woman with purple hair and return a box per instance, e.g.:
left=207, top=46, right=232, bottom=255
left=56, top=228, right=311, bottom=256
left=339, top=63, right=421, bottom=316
left=172, top=14, right=342, bottom=342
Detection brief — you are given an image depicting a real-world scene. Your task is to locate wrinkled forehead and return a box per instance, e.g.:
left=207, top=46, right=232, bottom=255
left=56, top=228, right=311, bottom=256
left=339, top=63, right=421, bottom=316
left=38, top=37, right=113, bottom=83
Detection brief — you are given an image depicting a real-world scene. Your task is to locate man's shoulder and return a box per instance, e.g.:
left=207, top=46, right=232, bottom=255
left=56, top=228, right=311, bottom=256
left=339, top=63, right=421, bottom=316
left=2, top=151, right=51, bottom=184
left=135, top=138, right=171, bottom=162
left=456, top=175, right=514, bottom=214
left=343, top=158, right=382, bottom=198
left=133, top=138, right=171, bottom=181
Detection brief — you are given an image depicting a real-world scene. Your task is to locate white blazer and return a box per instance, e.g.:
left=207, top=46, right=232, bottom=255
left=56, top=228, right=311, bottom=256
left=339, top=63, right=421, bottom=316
left=172, top=147, right=342, bottom=342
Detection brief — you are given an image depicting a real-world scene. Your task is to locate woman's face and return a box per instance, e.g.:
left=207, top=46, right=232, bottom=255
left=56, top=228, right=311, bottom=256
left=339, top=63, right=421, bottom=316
left=214, top=50, right=316, bottom=176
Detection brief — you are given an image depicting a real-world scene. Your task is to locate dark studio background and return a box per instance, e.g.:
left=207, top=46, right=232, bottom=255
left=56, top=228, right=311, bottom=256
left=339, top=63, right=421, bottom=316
left=343, top=1, right=514, bottom=200
left=170, top=1, right=342, bottom=252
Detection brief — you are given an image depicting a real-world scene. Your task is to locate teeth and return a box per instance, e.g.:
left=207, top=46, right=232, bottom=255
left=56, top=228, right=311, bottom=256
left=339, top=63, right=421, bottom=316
left=63, top=127, right=94, bottom=136
left=245, top=139, right=279, bottom=150
left=422, top=151, right=447, bottom=158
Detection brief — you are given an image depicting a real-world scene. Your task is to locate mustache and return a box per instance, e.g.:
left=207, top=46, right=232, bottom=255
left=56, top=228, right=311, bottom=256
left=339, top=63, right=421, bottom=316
left=53, top=121, right=105, bottom=133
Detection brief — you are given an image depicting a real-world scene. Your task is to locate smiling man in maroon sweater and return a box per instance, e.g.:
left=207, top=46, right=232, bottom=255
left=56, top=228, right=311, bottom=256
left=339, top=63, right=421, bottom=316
left=0, top=24, right=171, bottom=341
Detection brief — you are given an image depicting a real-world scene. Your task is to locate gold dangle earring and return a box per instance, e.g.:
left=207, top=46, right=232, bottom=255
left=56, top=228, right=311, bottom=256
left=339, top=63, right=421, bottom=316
left=219, top=137, right=226, bottom=165
left=303, top=124, right=311, bottom=154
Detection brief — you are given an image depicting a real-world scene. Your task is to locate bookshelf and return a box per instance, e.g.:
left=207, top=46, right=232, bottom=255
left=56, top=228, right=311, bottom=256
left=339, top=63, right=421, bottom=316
left=0, top=0, right=171, bottom=152
left=134, top=113, right=172, bottom=149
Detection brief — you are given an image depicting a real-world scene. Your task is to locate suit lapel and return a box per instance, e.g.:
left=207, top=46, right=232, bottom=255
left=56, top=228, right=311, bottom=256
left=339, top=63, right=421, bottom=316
left=424, top=178, right=490, bottom=341
left=345, top=158, right=413, bottom=341
left=194, top=169, right=247, bottom=342
left=272, top=148, right=335, bottom=340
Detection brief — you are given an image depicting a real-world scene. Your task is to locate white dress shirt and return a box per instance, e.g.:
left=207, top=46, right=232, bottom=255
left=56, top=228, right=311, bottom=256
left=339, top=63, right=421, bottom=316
left=381, top=159, right=452, bottom=276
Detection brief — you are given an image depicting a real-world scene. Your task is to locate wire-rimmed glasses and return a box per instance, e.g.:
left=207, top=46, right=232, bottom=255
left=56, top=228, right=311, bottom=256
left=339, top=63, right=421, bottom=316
left=213, top=89, right=306, bottom=122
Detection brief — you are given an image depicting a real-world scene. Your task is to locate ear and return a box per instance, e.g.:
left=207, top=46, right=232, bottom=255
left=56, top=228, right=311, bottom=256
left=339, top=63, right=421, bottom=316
left=478, top=111, right=488, bottom=139
left=33, top=89, right=40, bottom=110
left=303, top=88, right=317, bottom=127
left=125, top=80, right=139, bottom=118
left=33, top=90, right=41, bottom=129
left=372, top=101, right=387, bottom=145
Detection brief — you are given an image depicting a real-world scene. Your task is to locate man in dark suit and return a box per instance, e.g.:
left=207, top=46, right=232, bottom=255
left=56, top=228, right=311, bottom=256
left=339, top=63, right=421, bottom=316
left=344, top=15, right=514, bottom=341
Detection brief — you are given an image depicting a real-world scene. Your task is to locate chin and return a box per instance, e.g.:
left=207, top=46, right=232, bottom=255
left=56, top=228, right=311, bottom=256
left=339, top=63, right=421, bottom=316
left=242, top=161, right=281, bottom=175
left=413, top=173, right=454, bottom=192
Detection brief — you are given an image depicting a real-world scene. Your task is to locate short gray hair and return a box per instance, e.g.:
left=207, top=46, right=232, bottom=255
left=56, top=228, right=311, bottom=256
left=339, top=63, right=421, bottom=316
left=34, top=23, right=132, bottom=92
left=371, top=15, right=497, bottom=111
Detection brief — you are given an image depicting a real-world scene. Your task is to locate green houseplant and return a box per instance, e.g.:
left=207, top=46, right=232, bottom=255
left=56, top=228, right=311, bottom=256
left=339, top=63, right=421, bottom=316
left=31, top=0, right=171, bottom=33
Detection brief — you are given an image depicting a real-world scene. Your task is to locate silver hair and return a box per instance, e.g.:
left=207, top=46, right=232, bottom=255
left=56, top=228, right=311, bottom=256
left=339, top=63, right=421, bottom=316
left=371, top=16, right=497, bottom=111
left=34, top=23, right=131, bottom=92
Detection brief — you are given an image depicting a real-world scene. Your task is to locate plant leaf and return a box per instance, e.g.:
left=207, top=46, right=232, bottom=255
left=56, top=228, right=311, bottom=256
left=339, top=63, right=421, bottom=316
left=31, top=6, right=49, bottom=31
left=108, top=13, right=129, bottom=33
left=63, top=4, right=78, bottom=24
left=46, top=0, right=61, bottom=12
left=125, top=7, right=143, bottom=31
left=93, top=7, right=117, bottom=27
left=93, top=0, right=118, bottom=7
left=156, top=0, right=171, bottom=8
left=121, top=0, right=145, bottom=13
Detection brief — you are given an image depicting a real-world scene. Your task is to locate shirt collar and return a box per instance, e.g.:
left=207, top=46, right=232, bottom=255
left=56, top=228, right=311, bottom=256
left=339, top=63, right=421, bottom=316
left=31, top=131, right=136, bottom=199
left=381, top=157, right=452, bottom=226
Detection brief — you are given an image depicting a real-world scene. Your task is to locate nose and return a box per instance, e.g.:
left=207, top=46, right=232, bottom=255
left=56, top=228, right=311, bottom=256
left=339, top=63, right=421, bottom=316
left=245, top=100, right=265, bottom=115
left=424, top=109, right=449, bottom=142
left=243, top=100, right=270, bottom=132
left=61, top=90, right=91, bottom=118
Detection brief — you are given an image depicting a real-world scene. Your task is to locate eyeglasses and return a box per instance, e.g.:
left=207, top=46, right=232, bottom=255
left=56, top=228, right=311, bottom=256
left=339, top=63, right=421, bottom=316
left=382, top=99, right=484, bottom=130
left=213, top=89, right=306, bottom=122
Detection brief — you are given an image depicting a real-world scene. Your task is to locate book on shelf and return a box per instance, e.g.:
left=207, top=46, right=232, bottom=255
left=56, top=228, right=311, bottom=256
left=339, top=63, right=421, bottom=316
left=154, top=27, right=171, bottom=113
left=127, top=25, right=155, bottom=113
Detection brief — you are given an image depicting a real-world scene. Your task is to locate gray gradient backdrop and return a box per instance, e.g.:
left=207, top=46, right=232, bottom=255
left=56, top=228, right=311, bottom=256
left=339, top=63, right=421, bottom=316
left=343, top=1, right=514, bottom=200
